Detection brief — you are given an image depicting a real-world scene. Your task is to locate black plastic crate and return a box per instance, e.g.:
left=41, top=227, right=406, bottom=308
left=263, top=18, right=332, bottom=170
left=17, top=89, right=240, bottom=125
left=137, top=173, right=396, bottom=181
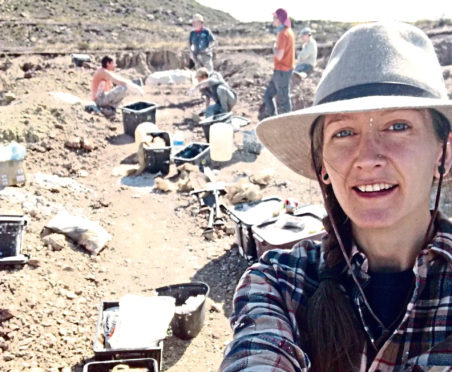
left=84, top=358, right=158, bottom=372
left=93, top=301, right=163, bottom=371
left=142, top=131, right=171, bottom=175
left=223, top=197, right=283, bottom=262
left=0, top=215, right=28, bottom=259
left=121, top=101, right=157, bottom=138
left=173, top=143, right=210, bottom=167
left=252, top=211, right=325, bottom=259
left=200, top=112, right=232, bottom=142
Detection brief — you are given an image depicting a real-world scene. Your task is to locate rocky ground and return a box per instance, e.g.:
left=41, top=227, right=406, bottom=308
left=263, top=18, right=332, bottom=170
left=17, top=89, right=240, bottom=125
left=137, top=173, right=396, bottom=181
left=0, top=3, right=452, bottom=371
left=0, top=52, right=325, bottom=372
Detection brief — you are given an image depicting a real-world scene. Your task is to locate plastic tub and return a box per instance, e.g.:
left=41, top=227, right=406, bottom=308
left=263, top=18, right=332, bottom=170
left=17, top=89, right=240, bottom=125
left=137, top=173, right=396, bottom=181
left=230, top=115, right=251, bottom=131
left=0, top=215, right=28, bottom=264
left=200, top=112, right=232, bottom=142
left=140, top=131, right=171, bottom=175
left=93, top=301, right=163, bottom=370
left=223, top=197, right=283, bottom=261
left=252, top=212, right=325, bottom=259
left=83, top=358, right=158, bottom=372
left=121, top=101, right=157, bottom=138
left=155, top=282, right=210, bottom=340
left=173, top=143, right=210, bottom=167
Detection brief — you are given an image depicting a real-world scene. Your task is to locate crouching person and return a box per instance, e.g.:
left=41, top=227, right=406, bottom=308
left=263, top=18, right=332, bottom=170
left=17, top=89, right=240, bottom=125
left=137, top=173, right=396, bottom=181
left=194, top=67, right=237, bottom=118
left=91, top=56, right=143, bottom=117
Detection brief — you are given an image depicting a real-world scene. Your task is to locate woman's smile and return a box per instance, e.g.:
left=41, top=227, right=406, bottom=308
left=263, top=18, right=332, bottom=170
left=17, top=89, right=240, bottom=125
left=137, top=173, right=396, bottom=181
left=352, top=182, right=398, bottom=197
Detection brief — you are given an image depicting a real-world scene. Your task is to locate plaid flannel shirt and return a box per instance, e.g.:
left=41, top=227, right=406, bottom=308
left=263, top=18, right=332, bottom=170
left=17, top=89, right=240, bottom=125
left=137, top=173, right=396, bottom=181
left=220, top=213, right=452, bottom=371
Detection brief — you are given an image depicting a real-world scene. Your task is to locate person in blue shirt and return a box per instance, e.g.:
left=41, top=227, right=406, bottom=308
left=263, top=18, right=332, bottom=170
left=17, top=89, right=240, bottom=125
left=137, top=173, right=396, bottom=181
left=189, top=13, right=215, bottom=72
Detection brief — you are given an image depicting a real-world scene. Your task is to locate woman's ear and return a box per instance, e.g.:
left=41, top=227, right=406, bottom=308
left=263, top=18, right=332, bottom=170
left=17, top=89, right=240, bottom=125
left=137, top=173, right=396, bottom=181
left=434, top=132, right=452, bottom=179
left=320, top=166, right=331, bottom=185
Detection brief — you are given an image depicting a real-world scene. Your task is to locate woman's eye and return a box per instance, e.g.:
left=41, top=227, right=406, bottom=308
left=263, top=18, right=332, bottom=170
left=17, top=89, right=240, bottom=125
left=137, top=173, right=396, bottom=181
left=333, top=129, right=354, bottom=138
left=388, top=122, right=409, bottom=131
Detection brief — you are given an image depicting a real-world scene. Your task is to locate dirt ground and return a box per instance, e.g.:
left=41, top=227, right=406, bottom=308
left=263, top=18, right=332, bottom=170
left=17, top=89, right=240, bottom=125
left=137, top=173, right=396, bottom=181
left=0, top=53, right=325, bottom=372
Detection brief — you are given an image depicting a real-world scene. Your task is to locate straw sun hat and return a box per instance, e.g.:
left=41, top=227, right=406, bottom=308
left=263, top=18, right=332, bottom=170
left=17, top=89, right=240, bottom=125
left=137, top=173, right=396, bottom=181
left=191, top=13, right=204, bottom=23
left=257, top=22, right=452, bottom=180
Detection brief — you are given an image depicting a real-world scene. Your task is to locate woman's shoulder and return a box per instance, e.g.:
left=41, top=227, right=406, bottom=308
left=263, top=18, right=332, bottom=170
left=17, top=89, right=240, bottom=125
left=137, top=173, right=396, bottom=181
left=250, top=240, right=323, bottom=288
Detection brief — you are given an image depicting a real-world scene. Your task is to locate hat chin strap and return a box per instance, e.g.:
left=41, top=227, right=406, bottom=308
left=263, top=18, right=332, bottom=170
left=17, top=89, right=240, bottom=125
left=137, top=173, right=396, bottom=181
left=424, top=135, right=449, bottom=243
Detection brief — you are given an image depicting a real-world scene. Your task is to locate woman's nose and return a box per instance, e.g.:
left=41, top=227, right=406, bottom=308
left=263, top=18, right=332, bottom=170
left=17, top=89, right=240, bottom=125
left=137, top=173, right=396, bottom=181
left=353, top=132, right=386, bottom=170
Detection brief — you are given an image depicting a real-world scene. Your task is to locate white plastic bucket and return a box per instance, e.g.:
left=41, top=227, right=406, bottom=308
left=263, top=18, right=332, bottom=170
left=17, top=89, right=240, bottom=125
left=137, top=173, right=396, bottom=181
left=135, top=122, right=158, bottom=147
left=209, top=122, right=233, bottom=162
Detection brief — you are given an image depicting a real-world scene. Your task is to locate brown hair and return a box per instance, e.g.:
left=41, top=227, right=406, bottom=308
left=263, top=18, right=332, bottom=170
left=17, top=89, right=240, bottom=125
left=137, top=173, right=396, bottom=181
left=304, top=109, right=450, bottom=372
left=304, top=115, right=364, bottom=372
left=196, top=67, right=209, bottom=79
left=101, top=56, right=113, bottom=68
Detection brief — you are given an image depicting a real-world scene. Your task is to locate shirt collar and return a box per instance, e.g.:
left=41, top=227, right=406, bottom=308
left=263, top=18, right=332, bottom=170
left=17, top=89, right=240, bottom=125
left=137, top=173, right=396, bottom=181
left=277, top=25, right=285, bottom=34
left=349, top=211, right=452, bottom=272
left=428, top=211, right=452, bottom=265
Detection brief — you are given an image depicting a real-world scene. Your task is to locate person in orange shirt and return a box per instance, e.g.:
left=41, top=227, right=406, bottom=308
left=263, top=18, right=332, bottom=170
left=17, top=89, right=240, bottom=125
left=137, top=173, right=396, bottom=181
left=263, top=8, right=295, bottom=118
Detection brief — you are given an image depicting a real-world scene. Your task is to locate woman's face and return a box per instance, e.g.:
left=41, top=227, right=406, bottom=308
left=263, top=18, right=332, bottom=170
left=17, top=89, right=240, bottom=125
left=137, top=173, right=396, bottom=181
left=321, top=109, right=449, bottom=230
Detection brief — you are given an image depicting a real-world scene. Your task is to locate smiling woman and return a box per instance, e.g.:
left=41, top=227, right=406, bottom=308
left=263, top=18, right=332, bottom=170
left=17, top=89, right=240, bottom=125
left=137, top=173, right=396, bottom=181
left=221, top=22, right=452, bottom=372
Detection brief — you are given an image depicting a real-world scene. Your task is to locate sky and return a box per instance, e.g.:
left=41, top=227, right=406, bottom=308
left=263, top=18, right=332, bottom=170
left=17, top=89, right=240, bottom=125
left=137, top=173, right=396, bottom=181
left=196, top=0, right=452, bottom=23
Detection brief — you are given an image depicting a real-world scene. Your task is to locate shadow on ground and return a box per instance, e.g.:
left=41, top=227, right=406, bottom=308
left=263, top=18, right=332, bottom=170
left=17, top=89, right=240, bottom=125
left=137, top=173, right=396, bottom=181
left=160, top=246, right=248, bottom=369
left=107, top=134, right=134, bottom=145
left=159, top=98, right=204, bottom=110
left=191, top=246, right=249, bottom=319
left=209, top=149, right=259, bottom=171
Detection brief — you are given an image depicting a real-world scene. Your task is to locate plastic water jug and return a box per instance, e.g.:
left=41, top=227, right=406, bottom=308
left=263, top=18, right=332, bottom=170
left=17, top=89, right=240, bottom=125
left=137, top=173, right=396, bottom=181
left=135, top=122, right=158, bottom=146
left=209, top=122, right=233, bottom=162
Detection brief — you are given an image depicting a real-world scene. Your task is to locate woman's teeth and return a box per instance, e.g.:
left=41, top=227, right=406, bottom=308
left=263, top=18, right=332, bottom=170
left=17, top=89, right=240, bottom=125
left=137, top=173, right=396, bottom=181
left=356, top=183, right=394, bottom=192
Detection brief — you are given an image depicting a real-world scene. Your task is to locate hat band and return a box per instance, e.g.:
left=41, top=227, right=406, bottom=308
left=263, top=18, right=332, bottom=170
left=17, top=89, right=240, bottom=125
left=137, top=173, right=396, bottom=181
left=317, top=82, right=439, bottom=105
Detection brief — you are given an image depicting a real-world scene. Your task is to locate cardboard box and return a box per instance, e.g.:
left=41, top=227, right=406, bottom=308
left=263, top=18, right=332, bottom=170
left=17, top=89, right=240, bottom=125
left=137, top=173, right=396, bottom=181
left=0, top=160, right=26, bottom=187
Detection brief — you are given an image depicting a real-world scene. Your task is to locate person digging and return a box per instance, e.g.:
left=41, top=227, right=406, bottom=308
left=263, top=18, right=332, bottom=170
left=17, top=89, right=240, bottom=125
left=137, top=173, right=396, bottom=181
left=190, top=67, right=237, bottom=119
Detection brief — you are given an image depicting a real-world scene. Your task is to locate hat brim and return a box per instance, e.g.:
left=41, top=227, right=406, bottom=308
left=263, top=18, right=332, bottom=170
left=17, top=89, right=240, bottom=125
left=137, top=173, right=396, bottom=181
left=256, top=95, right=452, bottom=180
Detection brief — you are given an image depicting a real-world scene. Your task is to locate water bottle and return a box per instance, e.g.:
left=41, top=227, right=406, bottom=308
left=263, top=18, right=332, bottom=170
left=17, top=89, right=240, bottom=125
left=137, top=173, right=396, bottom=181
left=172, top=130, right=185, bottom=156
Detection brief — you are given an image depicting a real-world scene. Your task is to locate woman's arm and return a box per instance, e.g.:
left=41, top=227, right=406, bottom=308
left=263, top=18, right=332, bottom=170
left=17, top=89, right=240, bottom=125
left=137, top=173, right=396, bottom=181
left=220, top=246, right=318, bottom=371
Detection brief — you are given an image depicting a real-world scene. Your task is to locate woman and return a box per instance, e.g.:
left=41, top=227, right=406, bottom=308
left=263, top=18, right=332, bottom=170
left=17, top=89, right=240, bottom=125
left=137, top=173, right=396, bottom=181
left=220, top=22, right=452, bottom=371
